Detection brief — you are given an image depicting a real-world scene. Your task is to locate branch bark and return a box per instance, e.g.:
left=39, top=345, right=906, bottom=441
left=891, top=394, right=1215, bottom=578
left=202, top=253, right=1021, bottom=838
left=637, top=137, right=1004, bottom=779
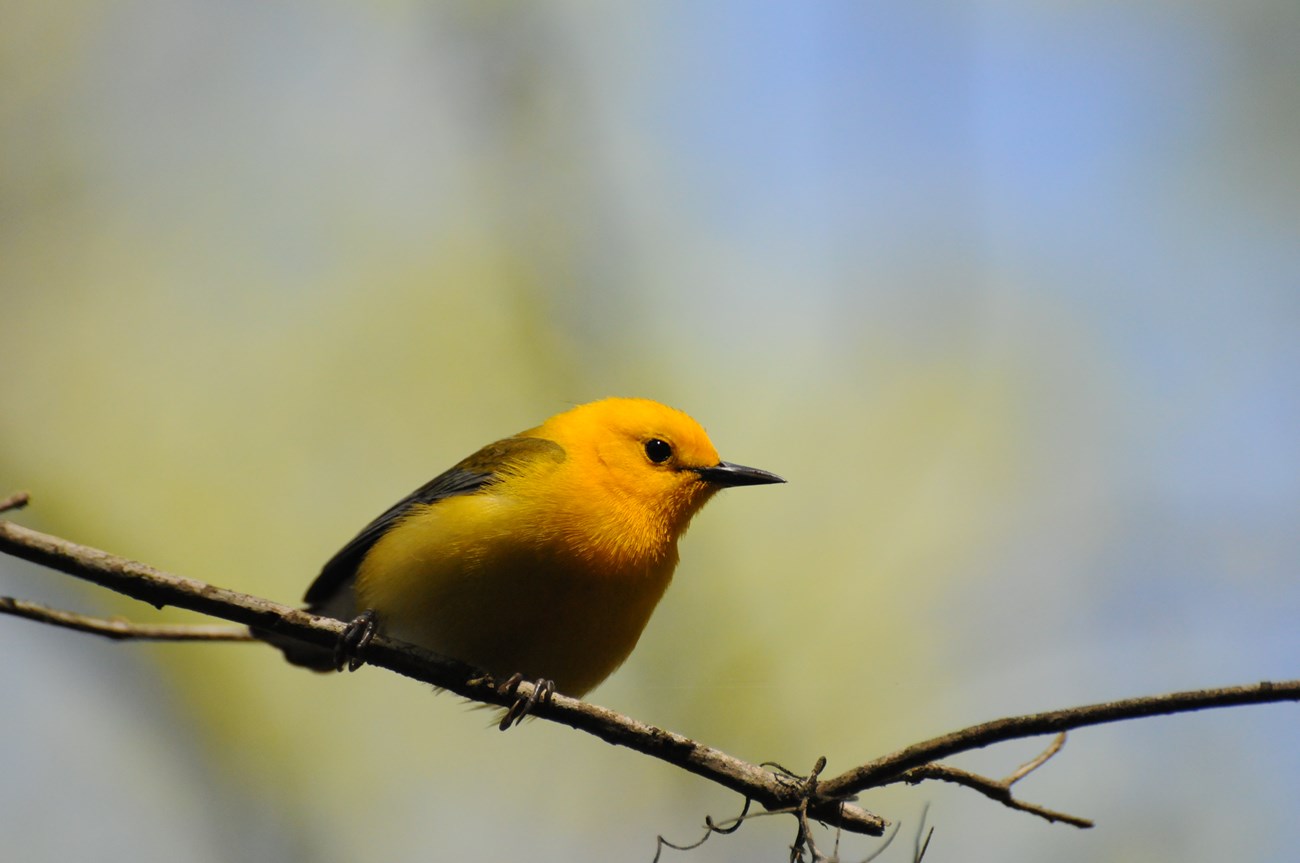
left=5, top=507, right=1300, bottom=844
left=0, top=596, right=253, bottom=641
left=816, top=679, right=1300, bottom=802
left=891, top=733, right=1094, bottom=828
left=0, top=516, right=884, bottom=835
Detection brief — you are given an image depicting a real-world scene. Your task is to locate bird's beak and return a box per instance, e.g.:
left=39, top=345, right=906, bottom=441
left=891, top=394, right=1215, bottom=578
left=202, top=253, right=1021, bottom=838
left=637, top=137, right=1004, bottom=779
left=690, top=461, right=786, bottom=487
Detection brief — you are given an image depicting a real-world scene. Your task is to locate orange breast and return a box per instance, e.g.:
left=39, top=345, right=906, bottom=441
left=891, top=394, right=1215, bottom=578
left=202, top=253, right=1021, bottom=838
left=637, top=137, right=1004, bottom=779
left=354, top=492, right=679, bottom=696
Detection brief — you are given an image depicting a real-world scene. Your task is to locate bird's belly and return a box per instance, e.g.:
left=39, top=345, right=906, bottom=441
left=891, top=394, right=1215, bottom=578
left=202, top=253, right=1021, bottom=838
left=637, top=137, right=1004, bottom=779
left=353, top=497, right=674, bottom=697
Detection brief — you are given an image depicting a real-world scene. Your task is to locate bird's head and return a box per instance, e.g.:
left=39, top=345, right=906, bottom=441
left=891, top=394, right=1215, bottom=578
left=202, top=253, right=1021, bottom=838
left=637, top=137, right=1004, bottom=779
left=527, top=398, right=784, bottom=546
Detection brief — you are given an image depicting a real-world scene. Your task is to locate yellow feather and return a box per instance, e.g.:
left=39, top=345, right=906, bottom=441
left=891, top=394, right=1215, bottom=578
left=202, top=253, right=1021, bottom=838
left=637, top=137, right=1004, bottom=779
left=281, top=397, right=784, bottom=698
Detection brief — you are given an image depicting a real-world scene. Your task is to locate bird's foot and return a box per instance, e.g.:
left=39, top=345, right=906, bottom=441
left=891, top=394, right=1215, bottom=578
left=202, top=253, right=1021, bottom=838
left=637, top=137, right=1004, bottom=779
left=497, top=673, right=556, bottom=730
left=334, top=609, right=378, bottom=672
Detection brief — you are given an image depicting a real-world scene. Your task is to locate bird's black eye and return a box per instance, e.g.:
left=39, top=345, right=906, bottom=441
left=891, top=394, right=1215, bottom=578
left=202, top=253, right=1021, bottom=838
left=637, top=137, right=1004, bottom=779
left=644, top=438, right=673, bottom=464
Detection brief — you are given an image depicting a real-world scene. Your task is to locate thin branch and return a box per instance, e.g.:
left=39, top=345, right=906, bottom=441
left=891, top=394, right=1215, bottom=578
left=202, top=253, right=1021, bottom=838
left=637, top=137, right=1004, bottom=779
left=898, top=762, right=1093, bottom=828
left=0, top=597, right=254, bottom=642
left=790, top=756, right=828, bottom=863
left=0, top=491, right=30, bottom=513
left=887, top=733, right=1092, bottom=828
left=0, top=516, right=884, bottom=835
left=652, top=798, right=753, bottom=862
left=7, top=507, right=1300, bottom=844
left=1005, top=730, right=1066, bottom=784
left=818, top=679, right=1300, bottom=802
left=912, top=808, right=934, bottom=863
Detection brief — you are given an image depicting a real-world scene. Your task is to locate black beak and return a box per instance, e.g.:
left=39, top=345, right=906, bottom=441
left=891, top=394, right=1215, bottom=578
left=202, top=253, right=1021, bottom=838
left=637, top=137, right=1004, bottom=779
left=691, top=461, right=786, bottom=487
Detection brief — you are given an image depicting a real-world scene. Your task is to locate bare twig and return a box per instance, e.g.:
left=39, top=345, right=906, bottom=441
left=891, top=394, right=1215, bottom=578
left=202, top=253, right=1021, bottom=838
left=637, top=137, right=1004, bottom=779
left=652, top=798, right=753, bottom=862
left=817, top=681, right=1300, bottom=802
left=0, top=596, right=254, bottom=642
left=0, top=491, right=30, bottom=513
left=0, top=516, right=884, bottom=835
left=912, top=804, right=934, bottom=863
left=1006, top=730, right=1067, bottom=783
left=889, top=733, right=1093, bottom=828
left=898, top=762, right=1092, bottom=828
left=6, top=505, right=1300, bottom=848
left=790, top=757, right=828, bottom=863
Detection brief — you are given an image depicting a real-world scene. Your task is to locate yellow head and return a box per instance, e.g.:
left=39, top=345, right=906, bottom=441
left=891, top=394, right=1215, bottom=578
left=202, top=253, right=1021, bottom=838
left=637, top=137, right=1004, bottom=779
left=519, top=398, right=784, bottom=567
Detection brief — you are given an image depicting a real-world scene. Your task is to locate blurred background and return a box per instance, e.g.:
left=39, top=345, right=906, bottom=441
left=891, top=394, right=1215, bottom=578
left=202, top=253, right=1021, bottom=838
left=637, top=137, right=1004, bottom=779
left=2, top=2, right=1298, bottom=861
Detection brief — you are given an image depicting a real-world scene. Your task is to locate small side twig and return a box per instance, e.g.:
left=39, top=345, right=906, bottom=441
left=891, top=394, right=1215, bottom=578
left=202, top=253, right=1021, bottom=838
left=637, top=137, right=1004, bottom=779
left=652, top=797, right=753, bottom=862
left=0, top=597, right=255, bottom=642
left=1006, top=730, right=1067, bottom=783
left=912, top=803, right=934, bottom=863
left=790, top=756, right=828, bottom=863
left=818, top=682, right=1300, bottom=803
left=896, top=733, right=1091, bottom=828
left=0, top=491, right=30, bottom=513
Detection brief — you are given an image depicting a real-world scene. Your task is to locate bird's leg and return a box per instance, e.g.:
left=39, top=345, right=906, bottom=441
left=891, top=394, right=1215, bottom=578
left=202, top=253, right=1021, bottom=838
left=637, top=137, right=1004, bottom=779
left=496, top=673, right=556, bottom=730
left=334, top=609, right=378, bottom=672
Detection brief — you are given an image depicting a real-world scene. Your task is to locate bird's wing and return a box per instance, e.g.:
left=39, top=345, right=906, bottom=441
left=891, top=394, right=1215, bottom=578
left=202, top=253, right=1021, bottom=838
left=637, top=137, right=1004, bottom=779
left=303, top=435, right=565, bottom=607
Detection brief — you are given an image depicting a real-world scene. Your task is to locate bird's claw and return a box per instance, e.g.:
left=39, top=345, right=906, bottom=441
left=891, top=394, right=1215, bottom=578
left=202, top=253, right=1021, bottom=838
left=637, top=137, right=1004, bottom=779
left=334, top=609, right=378, bottom=672
left=497, top=673, right=555, bottom=730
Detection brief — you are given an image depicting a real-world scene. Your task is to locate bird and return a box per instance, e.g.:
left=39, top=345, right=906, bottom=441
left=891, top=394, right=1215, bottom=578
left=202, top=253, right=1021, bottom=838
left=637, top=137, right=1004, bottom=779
left=267, top=397, right=783, bottom=721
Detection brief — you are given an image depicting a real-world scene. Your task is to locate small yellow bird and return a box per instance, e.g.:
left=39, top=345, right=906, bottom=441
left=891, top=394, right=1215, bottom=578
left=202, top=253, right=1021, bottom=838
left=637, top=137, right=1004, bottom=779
left=273, top=397, right=782, bottom=711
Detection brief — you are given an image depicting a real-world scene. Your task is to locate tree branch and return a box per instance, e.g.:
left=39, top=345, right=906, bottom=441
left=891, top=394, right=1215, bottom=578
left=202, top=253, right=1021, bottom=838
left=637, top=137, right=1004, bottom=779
left=6, top=503, right=1300, bottom=848
left=0, top=515, right=885, bottom=835
left=817, top=680, right=1300, bottom=802
left=891, top=733, right=1094, bottom=828
left=0, top=490, right=30, bottom=514
left=0, top=596, right=254, bottom=641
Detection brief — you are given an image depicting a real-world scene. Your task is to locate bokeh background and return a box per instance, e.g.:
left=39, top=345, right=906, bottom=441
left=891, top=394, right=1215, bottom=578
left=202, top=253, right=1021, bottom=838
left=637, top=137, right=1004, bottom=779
left=3, top=2, right=1298, bottom=861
